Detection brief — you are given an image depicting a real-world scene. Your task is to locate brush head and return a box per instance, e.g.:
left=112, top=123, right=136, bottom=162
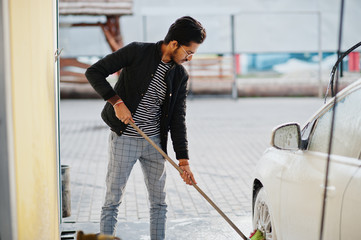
left=249, top=229, right=265, bottom=240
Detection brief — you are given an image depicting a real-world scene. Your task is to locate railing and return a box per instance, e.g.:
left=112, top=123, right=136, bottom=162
left=60, top=58, right=90, bottom=84
left=60, top=55, right=237, bottom=96
left=183, top=55, right=235, bottom=95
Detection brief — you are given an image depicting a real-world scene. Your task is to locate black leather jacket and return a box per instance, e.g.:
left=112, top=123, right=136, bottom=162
left=85, top=41, right=189, bottom=159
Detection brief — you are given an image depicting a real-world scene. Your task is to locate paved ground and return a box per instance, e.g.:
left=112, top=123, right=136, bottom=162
left=60, top=97, right=323, bottom=239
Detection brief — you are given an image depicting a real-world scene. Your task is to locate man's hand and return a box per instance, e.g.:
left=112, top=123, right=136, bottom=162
left=114, top=102, right=134, bottom=124
left=179, top=159, right=196, bottom=185
left=108, top=96, right=134, bottom=125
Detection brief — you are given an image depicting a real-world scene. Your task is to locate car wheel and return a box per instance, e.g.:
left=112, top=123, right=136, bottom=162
left=253, top=187, right=277, bottom=240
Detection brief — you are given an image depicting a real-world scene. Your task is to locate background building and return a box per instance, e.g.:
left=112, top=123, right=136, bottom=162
left=61, top=0, right=361, bottom=55
left=59, top=0, right=361, bottom=97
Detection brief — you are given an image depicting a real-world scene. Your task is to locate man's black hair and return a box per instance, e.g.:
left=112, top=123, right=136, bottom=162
left=164, top=16, right=206, bottom=46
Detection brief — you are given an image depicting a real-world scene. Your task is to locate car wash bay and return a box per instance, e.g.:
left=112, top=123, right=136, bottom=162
left=60, top=97, right=321, bottom=239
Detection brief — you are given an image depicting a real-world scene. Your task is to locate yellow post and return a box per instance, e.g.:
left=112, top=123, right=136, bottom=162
left=8, top=0, right=59, bottom=239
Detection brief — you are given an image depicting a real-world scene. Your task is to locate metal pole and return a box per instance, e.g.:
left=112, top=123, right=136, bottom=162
left=319, top=1, right=344, bottom=239
left=0, top=0, right=18, bottom=237
left=231, top=15, right=238, bottom=99
left=318, top=11, right=323, bottom=98
left=142, top=15, right=147, bottom=42
left=188, top=61, right=194, bottom=97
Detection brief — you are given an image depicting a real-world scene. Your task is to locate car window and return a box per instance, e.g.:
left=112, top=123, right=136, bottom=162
left=308, top=86, right=361, bottom=159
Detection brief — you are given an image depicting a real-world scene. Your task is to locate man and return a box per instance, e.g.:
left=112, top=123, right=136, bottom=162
left=85, top=16, right=206, bottom=239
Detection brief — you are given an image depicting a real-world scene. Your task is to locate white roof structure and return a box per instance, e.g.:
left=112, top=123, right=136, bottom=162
left=59, top=0, right=133, bottom=16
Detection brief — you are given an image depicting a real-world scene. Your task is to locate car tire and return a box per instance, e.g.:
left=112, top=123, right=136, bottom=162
left=253, top=187, right=277, bottom=240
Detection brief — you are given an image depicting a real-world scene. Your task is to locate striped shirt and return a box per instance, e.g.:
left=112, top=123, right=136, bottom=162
left=123, top=61, right=173, bottom=137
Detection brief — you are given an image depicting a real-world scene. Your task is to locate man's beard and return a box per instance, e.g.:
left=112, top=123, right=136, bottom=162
left=171, top=47, right=187, bottom=64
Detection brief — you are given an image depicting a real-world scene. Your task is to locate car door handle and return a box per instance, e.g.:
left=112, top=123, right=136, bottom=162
left=320, top=184, right=336, bottom=197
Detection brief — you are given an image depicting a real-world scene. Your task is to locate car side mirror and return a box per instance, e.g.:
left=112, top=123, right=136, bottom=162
left=271, top=122, right=301, bottom=150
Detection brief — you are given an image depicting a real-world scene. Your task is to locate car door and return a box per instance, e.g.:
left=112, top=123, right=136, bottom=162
left=340, top=164, right=361, bottom=239
left=279, top=85, right=361, bottom=240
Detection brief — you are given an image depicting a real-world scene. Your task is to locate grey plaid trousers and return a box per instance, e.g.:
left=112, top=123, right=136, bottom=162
left=100, top=131, right=167, bottom=239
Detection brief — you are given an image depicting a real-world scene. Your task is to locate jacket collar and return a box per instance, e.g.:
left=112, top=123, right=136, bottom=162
left=155, top=41, right=180, bottom=66
left=156, top=41, right=164, bottom=60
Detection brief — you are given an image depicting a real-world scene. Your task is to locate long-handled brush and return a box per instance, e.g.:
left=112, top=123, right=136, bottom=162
left=130, top=122, right=265, bottom=240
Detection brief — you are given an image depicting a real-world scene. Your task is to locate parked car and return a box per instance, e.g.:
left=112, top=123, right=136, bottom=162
left=252, top=77, right=361, bottom=240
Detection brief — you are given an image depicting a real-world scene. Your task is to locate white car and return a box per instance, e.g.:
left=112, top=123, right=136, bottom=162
left=252, top=77, right=361, bottom=240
